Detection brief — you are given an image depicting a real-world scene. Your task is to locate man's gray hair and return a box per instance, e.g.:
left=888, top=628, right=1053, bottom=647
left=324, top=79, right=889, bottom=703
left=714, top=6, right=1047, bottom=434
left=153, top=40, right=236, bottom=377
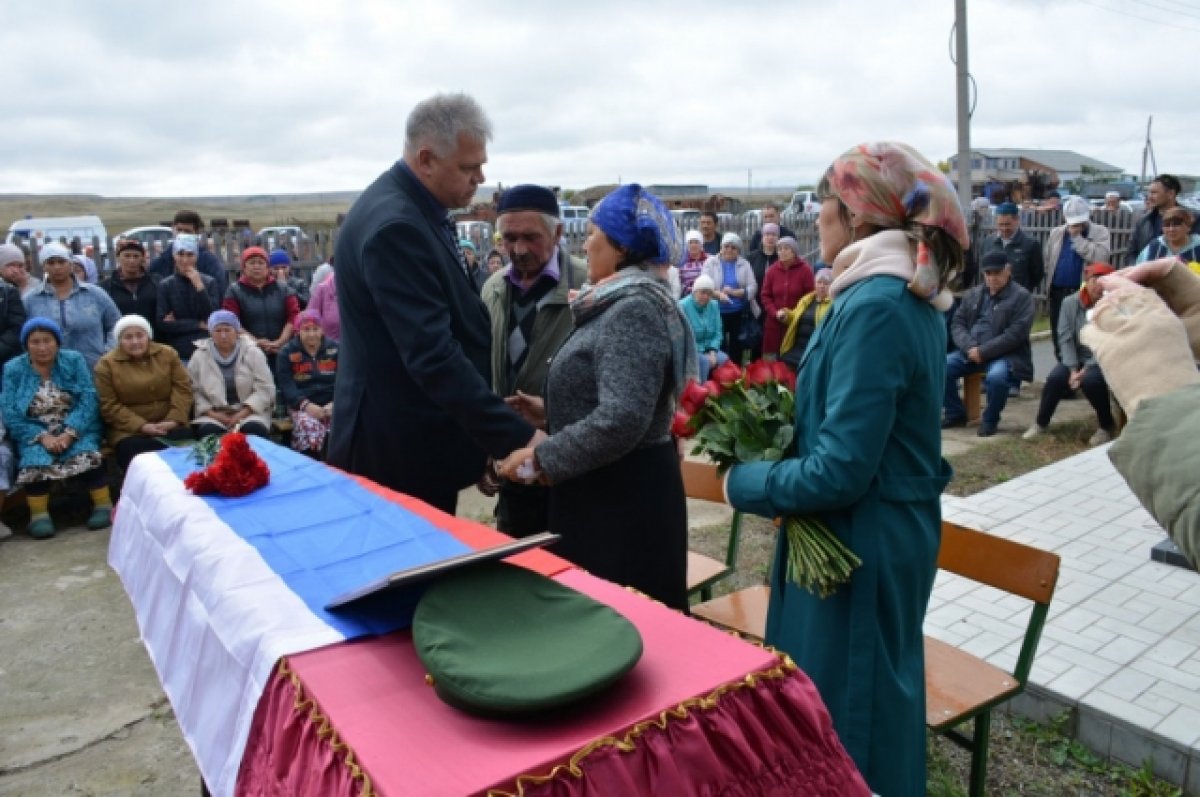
left=497, top=212, right=560, bottom=239
left=404, top=93, right=493, bottom=158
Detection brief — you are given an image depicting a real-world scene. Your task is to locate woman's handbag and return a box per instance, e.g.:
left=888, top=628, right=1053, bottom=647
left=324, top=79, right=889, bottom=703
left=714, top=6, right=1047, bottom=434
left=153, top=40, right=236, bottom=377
left=736, top=311, right=763, bottom=351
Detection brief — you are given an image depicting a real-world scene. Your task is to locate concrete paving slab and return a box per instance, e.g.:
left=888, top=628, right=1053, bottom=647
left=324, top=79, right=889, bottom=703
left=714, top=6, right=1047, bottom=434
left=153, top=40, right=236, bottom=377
left=931, top=443, right=1200, bottom=791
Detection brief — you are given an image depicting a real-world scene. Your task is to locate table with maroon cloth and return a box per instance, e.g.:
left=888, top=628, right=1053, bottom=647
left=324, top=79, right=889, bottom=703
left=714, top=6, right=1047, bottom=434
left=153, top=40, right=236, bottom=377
left=118, top=456, right=868, bottom=796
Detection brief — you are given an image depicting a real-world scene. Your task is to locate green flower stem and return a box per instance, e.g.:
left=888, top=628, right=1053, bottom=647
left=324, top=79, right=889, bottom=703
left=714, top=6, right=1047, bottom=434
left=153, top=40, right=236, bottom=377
left=783, top=516, right=862, bottom=598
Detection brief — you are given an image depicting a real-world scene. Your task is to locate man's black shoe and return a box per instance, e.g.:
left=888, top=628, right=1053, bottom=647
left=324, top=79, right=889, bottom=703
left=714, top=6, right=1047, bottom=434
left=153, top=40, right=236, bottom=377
left=941, top=417, right=967, bottom=429
left=977, top=423, right=998, bottom=437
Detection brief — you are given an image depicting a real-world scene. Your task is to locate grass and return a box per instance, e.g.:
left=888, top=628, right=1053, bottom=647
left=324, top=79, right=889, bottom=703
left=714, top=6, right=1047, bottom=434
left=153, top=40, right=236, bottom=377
left=943, top=418, right=1092, bottom=496
left=926, top=712, right=1182, bottom=797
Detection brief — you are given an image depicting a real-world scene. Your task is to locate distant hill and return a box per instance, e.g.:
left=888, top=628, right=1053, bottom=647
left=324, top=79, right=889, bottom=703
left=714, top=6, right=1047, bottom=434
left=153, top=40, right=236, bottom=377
left=0, top=191, right=365, bottom=234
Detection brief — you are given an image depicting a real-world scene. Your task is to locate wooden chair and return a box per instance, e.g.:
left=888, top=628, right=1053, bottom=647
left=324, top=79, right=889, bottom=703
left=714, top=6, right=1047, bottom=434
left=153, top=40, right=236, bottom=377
left=689, top=585, right=769, bottom=639
left=927, top=520, right=1060, bottom=797
left=681, top=460, right=743, bottom=602
left=688, top=518, right=1060, bottom=797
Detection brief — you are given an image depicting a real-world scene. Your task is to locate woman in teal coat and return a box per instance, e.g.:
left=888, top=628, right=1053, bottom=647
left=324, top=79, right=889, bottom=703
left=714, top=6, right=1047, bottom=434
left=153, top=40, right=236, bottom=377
left=726, top=142, right=969, bottom=796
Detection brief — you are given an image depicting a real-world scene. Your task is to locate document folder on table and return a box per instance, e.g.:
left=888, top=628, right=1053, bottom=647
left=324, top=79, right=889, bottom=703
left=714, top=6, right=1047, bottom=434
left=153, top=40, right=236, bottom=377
left=324, top=531, right=560, bottom=610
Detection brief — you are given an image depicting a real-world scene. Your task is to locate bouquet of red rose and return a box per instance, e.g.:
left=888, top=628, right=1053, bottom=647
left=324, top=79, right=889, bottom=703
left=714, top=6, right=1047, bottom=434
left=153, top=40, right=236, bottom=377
left=183, top=432, right=271, bottom=498
left=672, top=359, right=861, bottom=597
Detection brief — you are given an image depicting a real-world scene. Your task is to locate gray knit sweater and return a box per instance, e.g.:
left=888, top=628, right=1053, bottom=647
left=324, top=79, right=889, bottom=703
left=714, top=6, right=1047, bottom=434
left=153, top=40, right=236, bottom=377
left=535, top=293, right=675, bottom=483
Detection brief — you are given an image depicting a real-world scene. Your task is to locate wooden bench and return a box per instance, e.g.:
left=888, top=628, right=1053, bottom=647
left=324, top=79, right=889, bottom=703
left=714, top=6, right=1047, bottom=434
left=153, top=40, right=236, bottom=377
left=690, top=520, right=1060, bottom=797
left=962, top=371, right=983, bottom=424
left=681, top=460, right=743, bottom=603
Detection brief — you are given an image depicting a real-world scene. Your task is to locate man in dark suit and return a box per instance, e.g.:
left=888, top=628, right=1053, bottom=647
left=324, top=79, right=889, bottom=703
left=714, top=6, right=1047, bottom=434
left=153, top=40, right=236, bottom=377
left=327, top=93, right=540, bottom=514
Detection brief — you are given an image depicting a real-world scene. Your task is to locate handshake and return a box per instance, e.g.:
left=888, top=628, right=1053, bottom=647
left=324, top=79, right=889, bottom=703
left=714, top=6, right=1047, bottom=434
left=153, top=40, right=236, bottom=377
left=477, top=391, right=550, bottom=496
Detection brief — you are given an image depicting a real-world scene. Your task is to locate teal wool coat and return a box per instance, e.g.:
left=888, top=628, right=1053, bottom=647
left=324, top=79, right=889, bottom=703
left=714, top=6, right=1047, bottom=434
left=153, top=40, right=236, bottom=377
left=727, top=275, right=952, bottom=797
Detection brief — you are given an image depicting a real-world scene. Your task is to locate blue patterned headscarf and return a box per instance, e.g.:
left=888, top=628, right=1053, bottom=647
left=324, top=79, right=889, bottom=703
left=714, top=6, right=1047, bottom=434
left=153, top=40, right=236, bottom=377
left=589, top=184, right=682, bottom=267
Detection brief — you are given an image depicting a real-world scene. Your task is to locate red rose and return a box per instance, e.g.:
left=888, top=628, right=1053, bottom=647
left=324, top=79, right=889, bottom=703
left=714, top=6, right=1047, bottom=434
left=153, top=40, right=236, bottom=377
left=744, top=359, right=775, bottom=387
left=671, top=410, right=697, bottom=438
left=770, top=361, right=797, bottom=391
left=679, top=380, right=711, bottom=415
left=703, top=379, right=723, bottom=399
left=711, top=360, right=742, bottom=387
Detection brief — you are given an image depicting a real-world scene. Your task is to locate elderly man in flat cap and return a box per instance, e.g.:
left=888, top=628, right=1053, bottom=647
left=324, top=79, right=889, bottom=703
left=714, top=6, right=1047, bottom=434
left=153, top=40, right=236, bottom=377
left=480, top=184, right=586, bottom=536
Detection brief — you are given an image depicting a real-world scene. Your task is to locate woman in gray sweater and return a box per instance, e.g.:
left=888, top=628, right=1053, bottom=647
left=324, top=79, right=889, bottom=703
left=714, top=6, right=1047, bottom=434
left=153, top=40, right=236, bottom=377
left=500, top=184, right=696, bottom=609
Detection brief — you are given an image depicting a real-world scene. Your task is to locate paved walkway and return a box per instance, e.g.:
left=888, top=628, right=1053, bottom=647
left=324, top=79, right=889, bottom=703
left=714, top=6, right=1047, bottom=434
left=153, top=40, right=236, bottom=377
left=931, top=444, right=1200, bottom=794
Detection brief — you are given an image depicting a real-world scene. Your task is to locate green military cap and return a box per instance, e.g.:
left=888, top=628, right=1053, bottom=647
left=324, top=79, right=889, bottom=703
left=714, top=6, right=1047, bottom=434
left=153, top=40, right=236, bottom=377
left=412, top=562, right=643, bottom=716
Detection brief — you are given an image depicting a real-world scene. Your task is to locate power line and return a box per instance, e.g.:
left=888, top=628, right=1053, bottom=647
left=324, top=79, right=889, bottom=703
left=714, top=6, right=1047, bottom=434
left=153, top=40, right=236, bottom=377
left=1131, top=0, right=1200, bottom=21
left=1077, top=0, right=1200, bottom=31
left=1135, top=0, right=1200, bottom=13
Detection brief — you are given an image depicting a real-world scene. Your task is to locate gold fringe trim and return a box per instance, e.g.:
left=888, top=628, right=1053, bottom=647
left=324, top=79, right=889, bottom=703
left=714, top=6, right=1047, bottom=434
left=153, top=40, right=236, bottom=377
left=277, top=658, right=377, bottom=797
left=485, top=650, right=798, bottom=797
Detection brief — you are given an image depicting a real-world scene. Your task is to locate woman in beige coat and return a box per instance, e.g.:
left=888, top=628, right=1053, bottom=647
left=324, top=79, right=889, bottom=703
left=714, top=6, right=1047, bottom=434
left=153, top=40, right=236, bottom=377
left=94, top=314, right=193, bottom=472
left=187, top=310, right=275, bottom=439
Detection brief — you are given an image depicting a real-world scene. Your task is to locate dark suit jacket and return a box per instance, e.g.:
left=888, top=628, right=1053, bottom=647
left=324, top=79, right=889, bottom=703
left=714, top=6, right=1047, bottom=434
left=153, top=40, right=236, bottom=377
left=327, top=162, right=533, bottom=501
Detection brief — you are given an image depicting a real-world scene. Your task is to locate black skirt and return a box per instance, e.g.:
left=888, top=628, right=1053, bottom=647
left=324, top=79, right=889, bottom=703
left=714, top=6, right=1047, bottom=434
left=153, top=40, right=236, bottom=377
left=548, top=441, right=688, bottom=611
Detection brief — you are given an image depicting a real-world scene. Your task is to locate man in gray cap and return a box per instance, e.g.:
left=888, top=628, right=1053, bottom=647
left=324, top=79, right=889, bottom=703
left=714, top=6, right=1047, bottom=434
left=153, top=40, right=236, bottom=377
left=480, top=185, right=586, bottom=536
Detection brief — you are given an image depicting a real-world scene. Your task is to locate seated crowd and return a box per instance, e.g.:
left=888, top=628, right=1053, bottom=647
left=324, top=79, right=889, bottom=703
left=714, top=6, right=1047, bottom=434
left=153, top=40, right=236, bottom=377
left=0, top=232, right=340, bottom=540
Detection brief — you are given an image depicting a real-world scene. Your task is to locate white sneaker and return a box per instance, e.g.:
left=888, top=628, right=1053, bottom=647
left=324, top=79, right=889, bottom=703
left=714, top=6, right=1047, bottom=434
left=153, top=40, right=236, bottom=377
left=1022, top=425, right=1046, bottom=440
left=1088, top=428, right=1113, bottom=446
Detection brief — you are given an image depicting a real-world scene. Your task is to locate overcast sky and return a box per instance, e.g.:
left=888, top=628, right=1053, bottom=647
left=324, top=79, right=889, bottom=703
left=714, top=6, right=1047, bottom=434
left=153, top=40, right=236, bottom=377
left=5, top=0, right=1198, bottom=197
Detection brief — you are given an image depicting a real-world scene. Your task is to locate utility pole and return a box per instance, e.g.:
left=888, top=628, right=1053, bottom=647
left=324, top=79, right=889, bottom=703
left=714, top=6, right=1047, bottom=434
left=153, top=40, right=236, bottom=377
left=954, top=0, right=972, bottom=210
left=1140, top=116, right=1156, bottom=184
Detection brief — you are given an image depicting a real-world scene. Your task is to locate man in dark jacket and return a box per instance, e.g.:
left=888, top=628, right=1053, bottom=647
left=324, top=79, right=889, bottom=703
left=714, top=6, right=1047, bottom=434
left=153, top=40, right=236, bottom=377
left=481, top=184, right=586, bottom=536
left=101, top=239, right=161, bottom=322
left=1126, top=174, right=1200, bottom=265
left=327, top=93, right=539, bottom=514
left=979, top=202, right=1044, bottom=292
left=148, top=210, right=229, bottom=297
left=0, top=247, right=28, bottom=380
left=942, top=252, right=1035, bottom=437
left=155, top=235, right=221, bottom=361
left=747, top=203, right=797, bottom=252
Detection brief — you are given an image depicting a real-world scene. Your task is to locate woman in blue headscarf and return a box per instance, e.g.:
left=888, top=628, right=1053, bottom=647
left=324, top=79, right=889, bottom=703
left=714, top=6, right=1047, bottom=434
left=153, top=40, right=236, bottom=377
left=499, top=184, right=697, bottom=610
left=2, top=317, right=110, bottom=538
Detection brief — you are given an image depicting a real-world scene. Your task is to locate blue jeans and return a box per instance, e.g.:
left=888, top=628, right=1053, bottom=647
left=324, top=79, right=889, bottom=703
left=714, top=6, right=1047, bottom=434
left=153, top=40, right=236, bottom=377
left=697, top=350, right=729, bottom=382
left=944, top=351, right=1010, bottom=425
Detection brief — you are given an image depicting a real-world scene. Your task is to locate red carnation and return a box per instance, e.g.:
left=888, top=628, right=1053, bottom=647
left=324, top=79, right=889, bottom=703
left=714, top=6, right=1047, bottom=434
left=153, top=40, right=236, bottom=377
left=703, top=379, right=723, bottom=399
left=184, top=432, right=270, bottom=497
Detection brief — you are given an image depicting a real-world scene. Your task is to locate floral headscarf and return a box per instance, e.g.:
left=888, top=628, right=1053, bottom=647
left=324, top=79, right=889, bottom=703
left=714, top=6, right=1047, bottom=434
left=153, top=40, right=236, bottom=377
left=827, top=142, right=969, bottom=249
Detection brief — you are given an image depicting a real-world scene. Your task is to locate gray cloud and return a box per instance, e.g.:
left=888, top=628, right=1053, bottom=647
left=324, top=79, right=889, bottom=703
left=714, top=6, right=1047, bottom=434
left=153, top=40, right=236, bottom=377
left=3, top=0, right=1197, bottom=197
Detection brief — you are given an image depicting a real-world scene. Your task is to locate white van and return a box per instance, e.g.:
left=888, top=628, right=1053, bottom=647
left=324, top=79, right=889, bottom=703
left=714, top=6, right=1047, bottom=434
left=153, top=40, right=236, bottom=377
left=6, top=215, right=110, bottom=259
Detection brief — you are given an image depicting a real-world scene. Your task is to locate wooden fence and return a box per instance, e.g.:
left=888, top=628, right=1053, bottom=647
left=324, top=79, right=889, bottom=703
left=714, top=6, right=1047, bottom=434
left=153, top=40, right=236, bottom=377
left=16, top=206, right=1142, bottom=301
